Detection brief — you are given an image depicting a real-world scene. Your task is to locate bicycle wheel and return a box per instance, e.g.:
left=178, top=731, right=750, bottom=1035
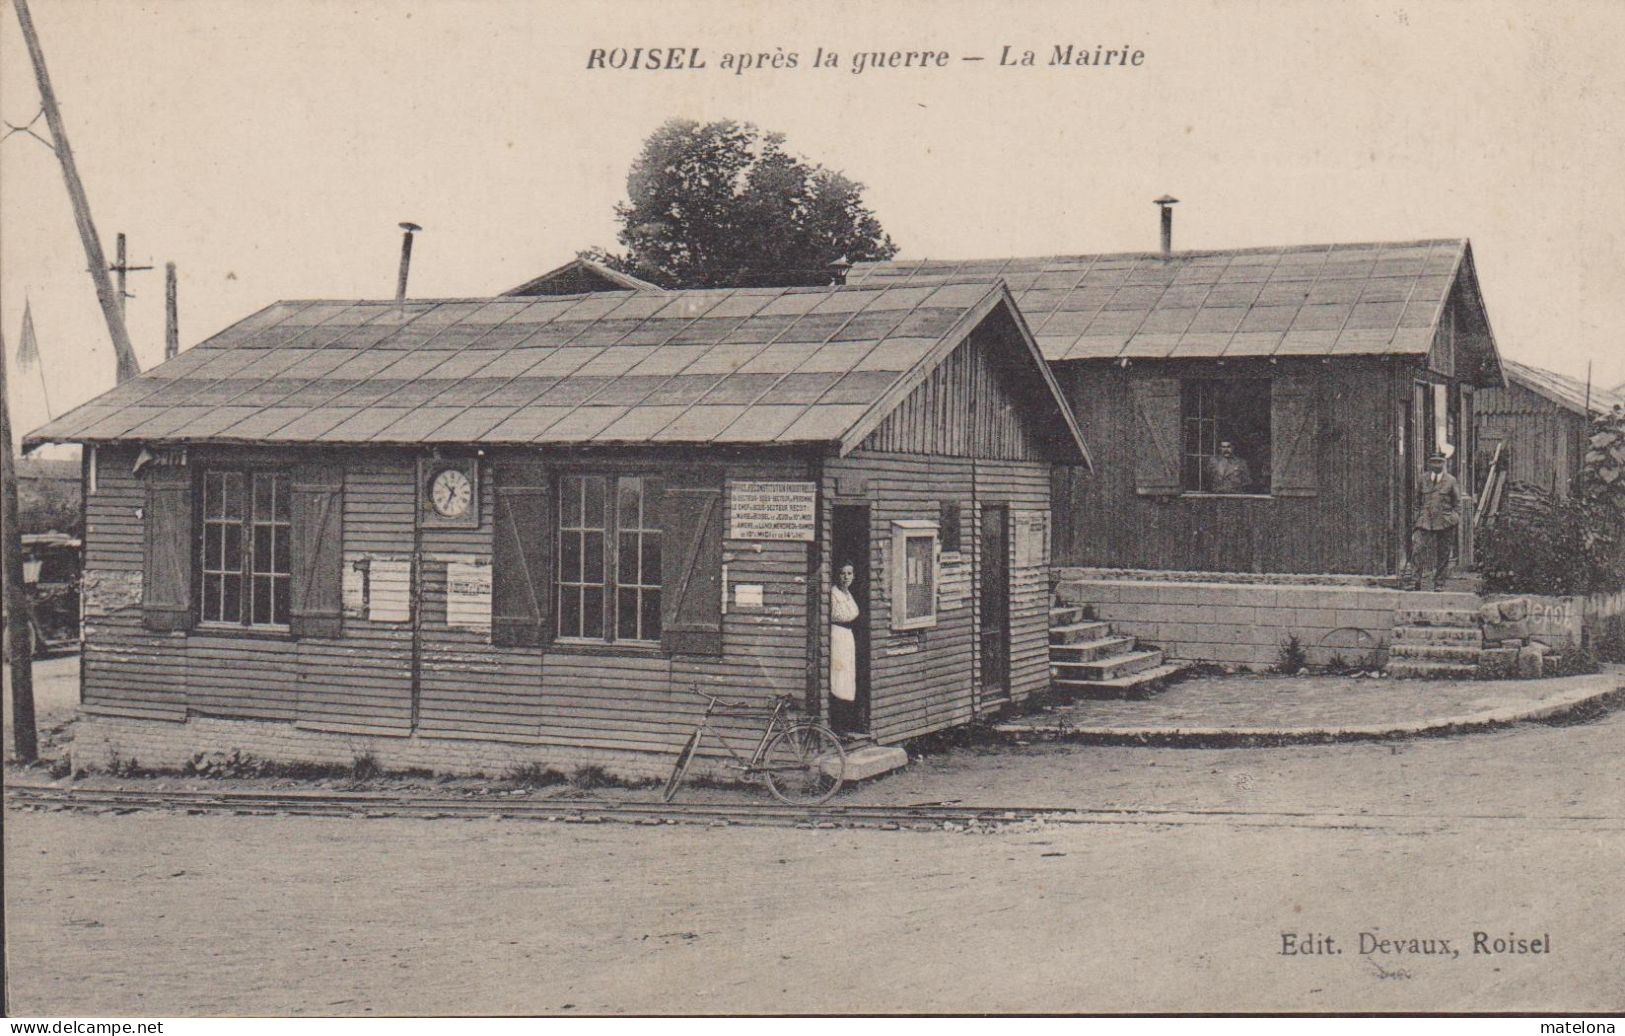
left=662, top=730, right=700, bottom=803
left=761, top=723, right=846, bottom=805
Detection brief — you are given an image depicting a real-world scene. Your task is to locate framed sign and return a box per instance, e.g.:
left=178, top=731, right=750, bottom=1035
left=729, top=480, right=816, bottom=541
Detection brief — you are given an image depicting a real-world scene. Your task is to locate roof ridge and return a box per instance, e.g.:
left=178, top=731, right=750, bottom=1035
left=852, top=238, right=1468, bottom=268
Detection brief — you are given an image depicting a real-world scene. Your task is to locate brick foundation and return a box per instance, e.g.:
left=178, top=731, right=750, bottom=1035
left=71, top=713, right=682, bottom=781
left=1054, top=574, right=1480, bottom=669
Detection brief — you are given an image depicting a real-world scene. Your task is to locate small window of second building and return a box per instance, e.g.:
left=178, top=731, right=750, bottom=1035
left=1182, top=379, right=1271, bottom=494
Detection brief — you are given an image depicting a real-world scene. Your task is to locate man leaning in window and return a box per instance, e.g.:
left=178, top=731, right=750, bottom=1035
left=1204, top=440, right=1252, bottom=494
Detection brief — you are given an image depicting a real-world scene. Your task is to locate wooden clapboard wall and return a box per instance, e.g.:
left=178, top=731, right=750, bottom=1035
left=820, top=452, right=1053, bottom=745
left=79, top=440, right=817, bottom=757
left=291, top=457, right=415, bottom=735
left=81, top=445, right=188, bottom=721
left=1474, top=378, right=1587, bottom=498
left=975, top=459, right=1052, bottom=709
left=1050, top=357, right=1410, bottom=575
left=529, top=456, right=814, bottom=758
left=823, top=453, right=976, bottom=744
left=859, top=307, right=1064, bottom=463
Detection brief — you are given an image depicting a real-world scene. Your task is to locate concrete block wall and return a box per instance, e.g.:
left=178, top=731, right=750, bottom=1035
left=72, top=714, right=683, bottom=781
left=1053, top=578, right=1462, bottom=669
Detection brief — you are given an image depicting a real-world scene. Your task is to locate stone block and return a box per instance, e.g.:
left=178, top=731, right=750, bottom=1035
left=1278, top=607, right=1339, bottom=629
left=838, top=745, right=907, bottom=781
left=1115, top=583, right=1161, bottom=604
left=1210, top=604, right=1256, bottom=625
left=1476, top=646, right=1519, bottom=679
left=1482, top=618, right=1530, bottom=643
left=1516, top=645, right=1545, bottom=679
left=1393, top=624, right=1481, bottom=645
left=1496, top=597, right=1530, bottom=622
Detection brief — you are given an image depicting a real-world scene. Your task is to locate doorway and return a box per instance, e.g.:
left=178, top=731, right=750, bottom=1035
left=830, top=504, right=871, bottom=734
left=979, top=504, right=1010, bottom=704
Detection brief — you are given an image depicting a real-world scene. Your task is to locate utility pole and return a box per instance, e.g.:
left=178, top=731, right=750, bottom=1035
left=164, top=263, right=179, bottom=360
left=1, top=318, right=41, bottom=764
left=110, top=233, right=153, bottom=322
left=12, top=0, right=142, bottom=384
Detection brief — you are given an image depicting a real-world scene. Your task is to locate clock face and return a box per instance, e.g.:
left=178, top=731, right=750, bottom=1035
left=430, top=467, right=473, bottom=518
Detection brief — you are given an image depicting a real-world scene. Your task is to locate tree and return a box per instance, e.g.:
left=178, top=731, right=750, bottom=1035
left=587, top=119, right=899, bottom=289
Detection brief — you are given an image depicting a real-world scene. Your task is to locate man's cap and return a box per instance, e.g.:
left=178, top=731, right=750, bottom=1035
left=1427, top=452, right=1446, bottom=461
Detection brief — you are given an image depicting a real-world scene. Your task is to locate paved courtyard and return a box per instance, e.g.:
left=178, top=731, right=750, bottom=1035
left=997, top=666, right=1624, bottom=740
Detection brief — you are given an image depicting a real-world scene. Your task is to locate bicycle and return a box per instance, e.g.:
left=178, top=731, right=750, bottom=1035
left=662, top=688, right=847, bottom=805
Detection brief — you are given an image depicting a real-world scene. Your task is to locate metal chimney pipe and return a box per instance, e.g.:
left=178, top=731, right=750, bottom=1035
left=1154, top=195, right=1179, bottom=256
left=164, top=262, right=178, bottom=360
left=396, top=222, right=422, bottom=301
left=827, top=255, right=852, bottom=286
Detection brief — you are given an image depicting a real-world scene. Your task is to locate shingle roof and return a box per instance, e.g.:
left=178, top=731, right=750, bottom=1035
left=1501, top=358, right=1625, bottom=416
left=25, top=282, right=1088, bottom=462
left=849, top=239, right=1474, bottom=363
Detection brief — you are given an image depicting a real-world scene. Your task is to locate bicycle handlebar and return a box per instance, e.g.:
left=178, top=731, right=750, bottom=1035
left=691, top=687, right=804, bottom=711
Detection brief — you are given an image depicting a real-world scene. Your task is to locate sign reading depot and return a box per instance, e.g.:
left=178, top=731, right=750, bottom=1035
left=729, top=481, right=817, bottom=541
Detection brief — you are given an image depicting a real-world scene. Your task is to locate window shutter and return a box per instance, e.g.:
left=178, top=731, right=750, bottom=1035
left=142, top=465, right=195, bottom=631
left=1129, top=375, right=1182, bottom=496
left=1271, top=373, right=1320, bottom=497
left=290, top=463, right=345, bottom=638
left=490, top=460, right=552, bottom=647
left=660, top=469, right=724, bottom=656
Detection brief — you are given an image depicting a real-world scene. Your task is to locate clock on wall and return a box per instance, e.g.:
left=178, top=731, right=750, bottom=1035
left=419, top=457, right=480, bottom=528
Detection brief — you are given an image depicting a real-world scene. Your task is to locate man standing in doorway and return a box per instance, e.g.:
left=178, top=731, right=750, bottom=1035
left=1411, top=452, right=1461, bottom=591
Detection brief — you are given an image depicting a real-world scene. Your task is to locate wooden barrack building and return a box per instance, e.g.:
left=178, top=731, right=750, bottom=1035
left=851, top=239, right=1506, bottom=577
left=26, top=281, right=1088, bottom=775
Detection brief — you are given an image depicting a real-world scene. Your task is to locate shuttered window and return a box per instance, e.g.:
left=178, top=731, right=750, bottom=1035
left=200, top=469, right=291, bottom=627
left=288, top=463, right=345, bottom=638
left=1270, top=373, right=1319, bottom=497
left=490, top=460, right=552, bottom=648
left=1129, top=376, right=1183, bottom=496
left=142, top=464, right=195, bottom=632
left=660, top=470, right=724, bottom=656
left=556, top=473, right=663, bottom=644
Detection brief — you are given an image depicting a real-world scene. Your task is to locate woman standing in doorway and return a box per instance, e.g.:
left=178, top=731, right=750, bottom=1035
left=829, top=561, right=860, bottom=732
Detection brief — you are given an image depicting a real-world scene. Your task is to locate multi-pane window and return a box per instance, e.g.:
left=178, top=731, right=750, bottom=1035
left=1181, top=379, right=1271, bottom=494
left=616, top=477, right=661, bottom=642
left=201, top=470, right=291, bottom=627
left=557, top=473, right=661, bottom=643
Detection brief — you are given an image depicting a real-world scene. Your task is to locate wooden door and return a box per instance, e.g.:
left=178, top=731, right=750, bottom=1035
left=979, top=504, right=1010, bottom=701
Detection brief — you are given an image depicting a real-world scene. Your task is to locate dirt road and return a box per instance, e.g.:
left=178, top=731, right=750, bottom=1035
left=6, top=708, right=1623, bottom=1016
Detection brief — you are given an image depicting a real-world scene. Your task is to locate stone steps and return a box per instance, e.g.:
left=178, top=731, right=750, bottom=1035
left=1049, top=635, right=1137, bottom=662
left=1048, top=602, right=1186, bottom=698
left=1050, top=620, right=1112, bottom=644
left=1053, top=663, right=1188, bottom=697
left=1389, top=642, right=1483, bottom=663
left=1394, top=607, right=1481, bottom=628
left=1050, top=606, right=1091, bottom=626
left=1393, top=624, right=1483, bottom=644
left=1387, top=660, right=1479, bottom=680
left=1052, top=648, right=1166, bottom=682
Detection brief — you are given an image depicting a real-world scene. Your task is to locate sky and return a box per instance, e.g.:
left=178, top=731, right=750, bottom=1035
left=4, top=0, right=1624, bottom=450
